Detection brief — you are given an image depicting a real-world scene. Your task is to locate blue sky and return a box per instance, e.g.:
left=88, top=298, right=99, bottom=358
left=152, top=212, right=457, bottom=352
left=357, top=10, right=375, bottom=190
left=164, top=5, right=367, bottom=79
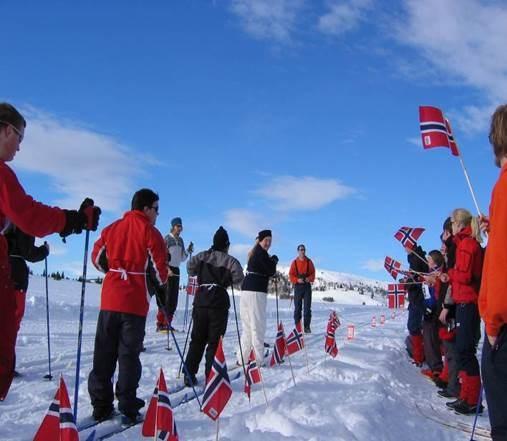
left=2, top=0, right=506, bottom=281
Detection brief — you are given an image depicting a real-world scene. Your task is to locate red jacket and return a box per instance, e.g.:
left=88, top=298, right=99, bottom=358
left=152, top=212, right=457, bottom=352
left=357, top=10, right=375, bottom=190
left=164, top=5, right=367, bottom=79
left=480, top=164, right=507, bottom=336
left=448, top=226, right=483, bottom=304
left=289, top=257, right=316, bottom=284
left=0, top=162, right=66, bottom=274
left=92, top=210, right=169, bottom=317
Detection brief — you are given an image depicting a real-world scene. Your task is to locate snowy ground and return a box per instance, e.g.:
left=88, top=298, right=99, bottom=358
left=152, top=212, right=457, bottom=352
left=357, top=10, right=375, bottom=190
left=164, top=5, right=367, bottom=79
left=1, top=276, right=492, bottom=441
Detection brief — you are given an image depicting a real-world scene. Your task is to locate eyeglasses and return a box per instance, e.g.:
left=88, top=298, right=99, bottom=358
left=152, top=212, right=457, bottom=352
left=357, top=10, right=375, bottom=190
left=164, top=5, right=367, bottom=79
left=151, top=205, right=159, bottom=214
left=298, top=248, right=306, bottom=252
left=0, top=120, right=23, bottom=142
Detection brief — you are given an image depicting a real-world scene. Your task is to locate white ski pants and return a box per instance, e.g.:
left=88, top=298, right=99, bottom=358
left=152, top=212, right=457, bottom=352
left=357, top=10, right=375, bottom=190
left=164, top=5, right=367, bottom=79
left=238, top=290, right=267, bottom=366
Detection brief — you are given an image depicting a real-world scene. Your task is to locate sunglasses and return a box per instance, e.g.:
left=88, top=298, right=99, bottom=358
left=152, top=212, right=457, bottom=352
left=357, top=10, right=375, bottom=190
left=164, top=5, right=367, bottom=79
left=0, top=120, right=23, bottom=142
left=151, top=205, right=159, bottom=213
left=298, top=248, right=306, bottom=252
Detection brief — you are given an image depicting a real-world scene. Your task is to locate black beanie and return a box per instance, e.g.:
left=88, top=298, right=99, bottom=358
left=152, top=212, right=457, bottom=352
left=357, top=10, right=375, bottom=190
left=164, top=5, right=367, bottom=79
left=257, top=229, right=272, bottom=242
left=213, top=226, right=230, bottom=251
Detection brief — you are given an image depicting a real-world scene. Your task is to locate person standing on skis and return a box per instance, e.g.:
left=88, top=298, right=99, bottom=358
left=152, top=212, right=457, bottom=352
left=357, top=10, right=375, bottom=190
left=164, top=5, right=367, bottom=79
left=0, top=102, right=101, bottom=402
left=289, top=244, right=315, bottom=333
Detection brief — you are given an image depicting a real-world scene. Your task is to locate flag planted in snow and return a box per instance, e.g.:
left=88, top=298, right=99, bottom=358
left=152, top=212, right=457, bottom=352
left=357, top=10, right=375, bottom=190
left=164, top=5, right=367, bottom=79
left=269, top=322, right=287, bottom=367
left=244, top=348, right=262, bottom=399
left=384, top=256, right=402, bottom=280
left=325, top=312, right=339, bottom=358
left=142, top=368, right=177, bottom=438
left=34, top=376, right=78, bottom=441
left=419, top=106, right=460, bottom=156
left=286, top=321, right=305, bottom=355
left=202, top=336, right=232, bottom=421
left=394, top=226, right=425, bottom=251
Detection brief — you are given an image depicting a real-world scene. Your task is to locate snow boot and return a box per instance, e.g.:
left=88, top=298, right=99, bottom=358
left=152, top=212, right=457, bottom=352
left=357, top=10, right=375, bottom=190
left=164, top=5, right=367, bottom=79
left=120, top=411, right=142, bottom=426
left=465, top=375, right=482, bottom=407
left=446, top=398, right=464, bottom=409
left=93, top=406, right=115, bottom=422
left=304, top=326, right=311, bottom=334
left=411, top=334, right=424, bottom=367
left=438, top=389, right=455, bottom=398
left=454, top=400, right=484, bottom=415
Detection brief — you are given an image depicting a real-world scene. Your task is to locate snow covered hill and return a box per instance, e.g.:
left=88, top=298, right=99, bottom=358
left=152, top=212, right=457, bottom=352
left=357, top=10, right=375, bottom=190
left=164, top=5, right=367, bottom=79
left=1, top=275, right=491, bottom=441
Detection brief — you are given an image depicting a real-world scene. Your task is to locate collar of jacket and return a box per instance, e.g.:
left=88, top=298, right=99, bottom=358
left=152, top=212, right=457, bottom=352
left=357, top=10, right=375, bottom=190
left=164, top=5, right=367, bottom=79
left=124, top=210, right=151, bottom=222
left=454, top=225, right=473, bottom=243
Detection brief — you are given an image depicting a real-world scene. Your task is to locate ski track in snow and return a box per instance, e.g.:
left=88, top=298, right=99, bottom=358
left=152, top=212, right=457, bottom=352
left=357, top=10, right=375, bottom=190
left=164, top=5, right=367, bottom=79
left=1, top=276, right=491, bottom=440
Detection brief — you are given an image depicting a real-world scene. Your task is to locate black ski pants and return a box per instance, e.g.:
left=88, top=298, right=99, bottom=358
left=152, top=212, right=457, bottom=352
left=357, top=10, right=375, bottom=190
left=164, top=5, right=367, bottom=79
left=166, top=266, right=180, bottom=320
left=455, top=303, right=481, bottom=376
left=422, top=317, right=443, bottom=371
left=88, top=311, right=146, bottom=415
left=482, top=326, right=507, bottom=441
left=184, top=307, right=228, bottom=379
left=294, top=283, right=312, bottom=328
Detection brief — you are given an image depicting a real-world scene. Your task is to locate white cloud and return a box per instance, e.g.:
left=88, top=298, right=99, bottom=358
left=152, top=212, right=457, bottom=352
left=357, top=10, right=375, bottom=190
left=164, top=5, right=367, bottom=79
left=224, top=209, right=265, bottom=238
left=361, top=258, right=384, bottom=272
left=318, top=0, right=372, bottom=36
left=229, top=0, right=305, bottom=43
left=256, top=176, right=356, bottom=211
left=15, top=108, right=157, bottom=213
left=229, top=243, right=252, bottom=261
left=396, top=0, right=507, bottom=133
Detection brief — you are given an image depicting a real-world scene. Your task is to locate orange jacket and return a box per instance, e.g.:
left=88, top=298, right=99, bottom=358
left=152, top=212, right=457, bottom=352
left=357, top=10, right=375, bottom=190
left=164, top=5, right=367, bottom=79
left=289, top=257, right=315, bottom=284
left=92, top=210, right=169, bottom=317
left=480, top=164, right=507, bottom=337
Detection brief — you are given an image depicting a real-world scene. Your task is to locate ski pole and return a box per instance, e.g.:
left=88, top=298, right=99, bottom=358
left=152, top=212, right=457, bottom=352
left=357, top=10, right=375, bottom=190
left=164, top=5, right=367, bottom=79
left=178, top=314, right=193, bottom=379
left=170, top=329, right=202, bottom=408
left=183, top=252, right=192, bottom=331
left=231, top=286, right=248, bottom=393
left=469, top=385, right=483, bottom=441
left=73, top=230, right=91, bottom=420
left=275, top=277, right=280, bottom=326
left=43, top=250, right=53, bottom=380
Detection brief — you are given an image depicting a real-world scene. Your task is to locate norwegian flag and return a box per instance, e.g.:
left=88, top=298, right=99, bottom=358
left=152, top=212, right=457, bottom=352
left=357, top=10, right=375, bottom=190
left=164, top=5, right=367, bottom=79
left=387, top=283, right=406, bottom=309
left=384, top=256, right=402, bottom=280
left=158, top=428, right=179, bottom=441
left=186, top=275, right=198, bottom=295
left=244, top=348, right=262, bottom=399
left=324, top=312, right=339, bottom=358
left=394, top=226, right=425, bottom=251
left=34, top=376, right=79, bottom=441
left=286, top=321, right=305, bottom=355
left=419, top=106, right=460, bottom=156
left=142, top=369, right=177, bottom=439
left=202, top=337, right=233, bottom=421
left=269, top=322, right=287, bottom=367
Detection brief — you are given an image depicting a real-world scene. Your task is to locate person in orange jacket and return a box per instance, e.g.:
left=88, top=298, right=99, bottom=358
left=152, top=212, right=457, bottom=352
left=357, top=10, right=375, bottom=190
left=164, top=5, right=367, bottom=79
left=289, top=244, right=315, bottom=333
left=479, top=104, right=507, bottom=440
left=440, top=208, right=483, bottom=415
left=0, top=103, right=101, bottom=402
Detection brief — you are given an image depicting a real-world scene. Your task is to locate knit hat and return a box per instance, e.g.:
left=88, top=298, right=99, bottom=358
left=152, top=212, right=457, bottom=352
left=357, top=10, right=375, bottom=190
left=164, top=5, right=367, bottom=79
left=171, top=217, right=182, bottom=228
left=257, top=229, right=272, bottom=242
left=213, top=226, right=230, bottom=251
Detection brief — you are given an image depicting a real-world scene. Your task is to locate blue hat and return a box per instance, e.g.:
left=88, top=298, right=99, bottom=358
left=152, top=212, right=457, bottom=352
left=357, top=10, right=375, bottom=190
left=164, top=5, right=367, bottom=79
left=171, top=217, right=182, bottom=228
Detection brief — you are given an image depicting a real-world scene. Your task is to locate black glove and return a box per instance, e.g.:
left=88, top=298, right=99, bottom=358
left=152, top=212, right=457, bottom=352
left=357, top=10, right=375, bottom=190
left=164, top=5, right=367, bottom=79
left=271, top=255, right=279, bottom=264
left=187, top=241, right=194, bottom=254
left=60, top=198, right=101, bottom=238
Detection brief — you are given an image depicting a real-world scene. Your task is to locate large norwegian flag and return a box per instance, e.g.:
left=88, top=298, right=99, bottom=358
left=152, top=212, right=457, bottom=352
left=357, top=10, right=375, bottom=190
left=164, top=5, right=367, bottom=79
left=384, top=256, right=402, bottom=280
left=269, top=322, right=287, bottom=367
left=202, top=337, right=233, bottom=421
left=142, top=369, right=177, bottom=439
left=394, top=226, right=425, bottom=251
left=286, top=321, right=305, bottom=355
left=387, top=283, right=406, bottom=309
left=244, top=348, right=262, bottom=399
left=34, top=376, right=79, bottom=441
left=419, top=106, right=460, bottom=156
left=324, top=311, right=339, bottom=358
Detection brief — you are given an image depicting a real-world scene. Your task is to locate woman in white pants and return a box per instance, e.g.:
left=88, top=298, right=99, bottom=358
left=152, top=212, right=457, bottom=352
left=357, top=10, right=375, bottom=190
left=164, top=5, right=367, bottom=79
left=238, top=230, right=278, bottom=366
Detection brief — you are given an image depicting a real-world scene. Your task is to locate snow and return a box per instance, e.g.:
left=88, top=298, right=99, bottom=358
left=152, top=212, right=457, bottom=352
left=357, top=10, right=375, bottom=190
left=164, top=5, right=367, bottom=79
left=1, top=276, right=491, bottom=440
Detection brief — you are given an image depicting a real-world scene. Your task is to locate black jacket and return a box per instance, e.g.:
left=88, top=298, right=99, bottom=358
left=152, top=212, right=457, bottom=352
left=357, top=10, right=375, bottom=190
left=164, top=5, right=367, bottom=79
left=241, top=244, right=278, bottom=293
left=188, top=248, right=244, bottom=309
left=406, top=246, right=429, bottom=305
left=5, top=225, right=49, bottom=292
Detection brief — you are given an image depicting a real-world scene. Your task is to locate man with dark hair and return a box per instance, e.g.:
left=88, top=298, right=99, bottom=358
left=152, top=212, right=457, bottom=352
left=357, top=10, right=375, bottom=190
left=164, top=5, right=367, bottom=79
left=183, top=226, right=243, bottom=386
left=0, top=102, right=101, bottom=401
left=289, top=244, right=315, bottom=333
left=479, top=104, right=507, bottom=440
left=88, top=188, right=168, bottom=423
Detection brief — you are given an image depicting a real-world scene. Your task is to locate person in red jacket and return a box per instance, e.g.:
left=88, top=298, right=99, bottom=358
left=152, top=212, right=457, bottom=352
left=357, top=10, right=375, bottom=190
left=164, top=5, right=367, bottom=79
left=0, top=103, right=101, bottom=401
left=289, top=244, right=315, bottom=333
left=479, top=104, right=507, bottom=441
left=440, top=208, right=483, bottom=415
left=88, top=188, right=169, bottom=423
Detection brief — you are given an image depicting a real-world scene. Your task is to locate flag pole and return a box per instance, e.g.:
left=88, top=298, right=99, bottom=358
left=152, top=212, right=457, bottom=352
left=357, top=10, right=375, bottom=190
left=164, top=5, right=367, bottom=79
left=409, top=249, right=429, bottom=266
left=259, top=369, right=269, bottom=406
left=457, top=154, right=482, bottom=216
left=285, top=348, right=297, bottom=386
left=216, top=417, right=220, bottom=441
